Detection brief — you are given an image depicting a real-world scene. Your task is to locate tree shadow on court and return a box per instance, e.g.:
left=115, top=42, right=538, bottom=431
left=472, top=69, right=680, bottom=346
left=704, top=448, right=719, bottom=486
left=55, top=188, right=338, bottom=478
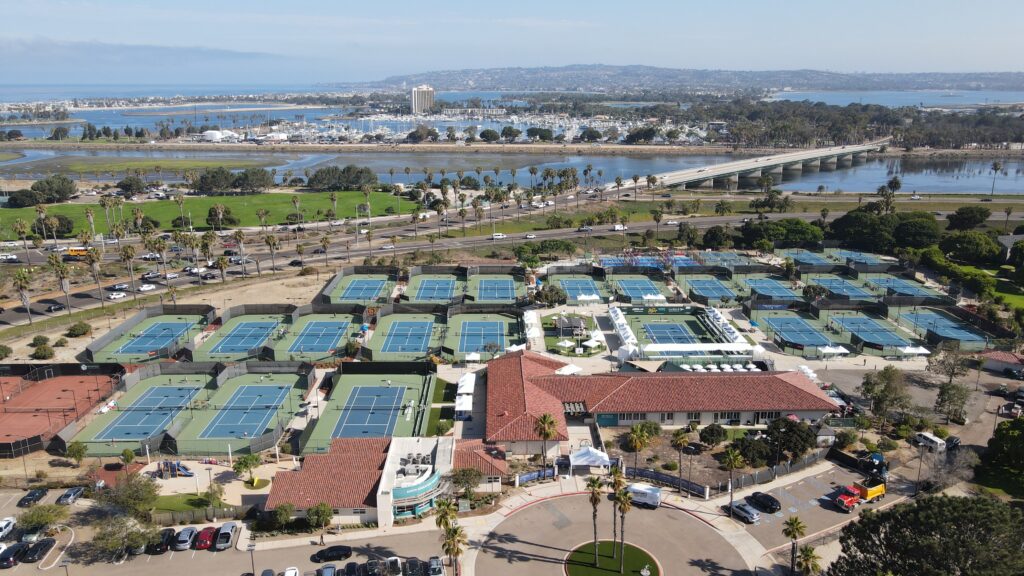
left=478, top=531, right=571, bottom=565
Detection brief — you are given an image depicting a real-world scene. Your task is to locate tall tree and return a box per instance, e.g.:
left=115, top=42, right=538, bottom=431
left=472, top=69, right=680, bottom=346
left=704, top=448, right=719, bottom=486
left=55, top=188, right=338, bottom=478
left=615, top=488, right=633, bottom=574
left=796, top=545, right=821, bottom=576
left=626, top=424, right=651, bottom=478
left=533, top=413, right=557, bottom=480
left=46, top=254, right=73, bottom=316
left=607, top=466, right=625, bottom=559
left=263, top=235, right=280, bottom=273
left=782, top=516, right=807, bottom=576
left=991, top=161, right=1004, bottom=196
left=586, top=476, right=602, bottom=567
left=722, top=448, right=746, bottom=520
left=857, top=365, right=910, bottom=432
left=442, top=524, right=468, bottom=576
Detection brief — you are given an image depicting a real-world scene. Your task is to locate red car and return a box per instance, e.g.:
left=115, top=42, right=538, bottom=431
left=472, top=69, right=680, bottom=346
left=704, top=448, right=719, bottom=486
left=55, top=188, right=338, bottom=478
left=195, top=526, right=217, bottom=550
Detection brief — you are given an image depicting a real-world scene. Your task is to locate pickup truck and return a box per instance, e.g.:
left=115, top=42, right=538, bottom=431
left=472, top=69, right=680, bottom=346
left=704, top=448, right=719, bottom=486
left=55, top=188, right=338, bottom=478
left=835, top=477, right=886, bottom=513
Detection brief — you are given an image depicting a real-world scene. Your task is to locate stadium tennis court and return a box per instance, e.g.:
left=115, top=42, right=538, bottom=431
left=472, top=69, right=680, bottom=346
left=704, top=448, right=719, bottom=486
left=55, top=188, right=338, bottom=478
left=643, top=322, right=700, bottom=344
left=901, top=311, right=986, bottom=342
left=96, top=386, right=200, bottom=441
left=381, top=321, right=433, bottom=353
left=198, top=384, right=291, bottom=439
left=811, top=278, right=874, bottom=299
left=559, top=278, right=600, bottom=300
left=288, top=321, right=349, bottom=353
left=115, top=321, right=193, bottom=355
left=688, top=278, right=736, bottom=299
left=332, top=386, right=405, bottom=438
left=764, top=317, right=832, bottom=347
left=617, top=279, right=661, bottom=299
left=867, top=277, right=932, bottom=297
left=415, top=278, right=455, bottom=301
left=340, top=279, right=385, bottom=301
left=745, top=279, right=800, bottom=299
left=478, top=278, right=515, bottom=301
left=833, top=316, right=909, bottom=346
left=210, top=321, right=278, bottom=354
left=458, top=320, right=505, bottom=353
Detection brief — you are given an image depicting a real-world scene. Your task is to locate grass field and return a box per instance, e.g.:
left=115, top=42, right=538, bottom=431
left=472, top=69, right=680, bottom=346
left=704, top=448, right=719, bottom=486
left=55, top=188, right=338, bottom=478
left=960, top=265, right=1024, bottom=308
left=565, top=541, right=660, bottom=576
left=0, top=152, right=23, bottom=162
left=0, top=190, right=411, bottom=240
left=54, top=157, right=278, bottom=174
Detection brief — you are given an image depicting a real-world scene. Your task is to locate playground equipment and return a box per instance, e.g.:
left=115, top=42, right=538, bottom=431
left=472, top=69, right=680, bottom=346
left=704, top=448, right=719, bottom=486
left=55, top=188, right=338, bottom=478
left=157, top=460, right=195, bottom=479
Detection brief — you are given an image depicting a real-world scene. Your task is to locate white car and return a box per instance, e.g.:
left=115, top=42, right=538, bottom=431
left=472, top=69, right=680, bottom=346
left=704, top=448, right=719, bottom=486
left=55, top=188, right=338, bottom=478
left=1, top=241, right=17, bottom=248
left=359, top=229, right=369, bottom=235
left=0, top=517, right=14, bottom=539
left=111, top=283, right=129, bottom=291
left=330, top=220, right=344, bottom=227
left=107, top=292, right=127, bottom=300
left=141, top=253, right=161, bottom=261
left=666, top=220, right=680, bottom=225
left=104, top=238, right=118, bottom=244
left=491, top=233, right=507, bottom=240
left=283, top=569, right=300, bottom=576
left=187, top=267, right=207, bottom=275
left=165, top=272, right=179, bottom=279
left=138, top=284, right=155, bottom=292
left=381, top=244, right=395, bottom=250
left=566, top=195, right=574, bottom=200
left=525, top=234, right=537, bottom=239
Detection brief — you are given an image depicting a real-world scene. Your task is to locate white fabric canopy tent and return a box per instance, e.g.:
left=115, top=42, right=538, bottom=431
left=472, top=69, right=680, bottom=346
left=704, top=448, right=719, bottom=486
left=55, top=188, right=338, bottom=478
left=820, top=345, right=849, bottom=355
left=583, top=339, right=601, bottom=349
left=455, top=394, right=474, bottom=412
left=457, top=373, right=476, bottom=395
left=464, top=352, right=481, bottom=362
left=643, top=342, right=755, bottom=354
left=900, top=346, right=931, bottom=355
left=557, top=340, right=575, bottom=349
left=555, top=364, right=583, bottom=375
left=569, top=446, right=611, bottom=468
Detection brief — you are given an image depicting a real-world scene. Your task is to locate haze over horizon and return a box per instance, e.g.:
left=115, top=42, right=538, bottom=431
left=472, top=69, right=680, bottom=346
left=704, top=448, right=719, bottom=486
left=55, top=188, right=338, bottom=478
left=1, top=0, right=1022, bottom=85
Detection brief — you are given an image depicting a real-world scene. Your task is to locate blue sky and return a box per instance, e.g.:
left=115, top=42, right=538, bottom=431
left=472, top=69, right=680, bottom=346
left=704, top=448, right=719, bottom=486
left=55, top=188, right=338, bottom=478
left=1, top=0, right=1020, bottom=84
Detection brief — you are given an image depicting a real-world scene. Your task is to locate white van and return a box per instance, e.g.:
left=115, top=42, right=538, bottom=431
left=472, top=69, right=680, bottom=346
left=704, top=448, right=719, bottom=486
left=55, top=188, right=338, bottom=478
left=491, top=233, right=507, bottom=240
left=914, top=431, right=946, bottom=452
left=613, top=224, right=628, bottom=231
left=627, top=483, right=662, bottom=508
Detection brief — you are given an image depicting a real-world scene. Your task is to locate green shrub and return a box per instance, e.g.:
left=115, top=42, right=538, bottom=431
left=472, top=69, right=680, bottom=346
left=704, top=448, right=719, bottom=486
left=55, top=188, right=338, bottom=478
left=298, top=266, right=317, bottom=276
left=30, top=335, right=49, bottom=347
left=53, top=337, right=68, bottom=348
left=877, top=438, right=898, bottom=452
left=895, top=424, right=913, bottom=440
left=635, top=420, right=662, bottom=437
left=932, top=426, right=950, bottom=439
left=435, top=420, right=452, bottom=436
left=30, top=344, right=55, bottom=360
left=66, top=322, right=92, bottom=338
left=661, top=461, right=679, bottom=472
left=0, top=345, right=10, bottom=360
left=835, top=430, right=857, bottom=450
left=863, top=440, right=878, bottom=453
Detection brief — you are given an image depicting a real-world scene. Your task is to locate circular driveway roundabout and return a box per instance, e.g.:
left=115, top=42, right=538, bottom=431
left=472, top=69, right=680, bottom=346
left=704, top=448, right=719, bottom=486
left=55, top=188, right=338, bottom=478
left=475, top=495, right=751, bottom=576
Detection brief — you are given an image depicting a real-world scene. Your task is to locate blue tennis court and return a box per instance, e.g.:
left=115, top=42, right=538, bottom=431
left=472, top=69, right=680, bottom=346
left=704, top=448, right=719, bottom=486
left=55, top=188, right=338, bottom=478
left=199, top=385, right=291, bottom=439
left=332, top=386, right=405, bottom=438
left=833, top=316, right=909, bottom=346
left=478, top=279, right=515, bottom=301
left=617, top=279, right=661, bottom=299
left=901, top=311, right=986, bottom=342
left=459, top=321, right=506, bottom=353
left=697, top=252, right=750, bottom=266
left=96, top=386, right=200, bottom=441
left=673, top=256, right=699, bottom=267
left=745, top=279, right=800, bottom=300
left=867, top=277, right=932, bottom=297
left=288, top=321, right=350, bottom=353
left=833, top=250, right=882, bottom=264
left=559, top=278, right=600, bottom=300
left=811, top=278, right=874, bottom=299
left=643, top=322, right=700, bottom=344
left=340, top=279, right=385, bottom=301
left=115, top=321, right=194, bottom=355
left=381, top=321, right=433, bottom=353
left=415, top=278, right=455, bottom=301
left=210, top=321, right=278, bottom=354
left=600, top=256, right=666, bottom=269
left=782, top=250, right=830, bottom=265
left=764, top=317, right=832, bottom=347
left=688, top=278, right=736, bottom=299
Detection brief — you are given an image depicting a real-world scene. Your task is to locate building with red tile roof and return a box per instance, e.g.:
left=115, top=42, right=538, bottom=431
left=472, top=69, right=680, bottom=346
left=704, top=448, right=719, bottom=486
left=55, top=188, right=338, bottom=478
left=981, top=349, right=1024, bottom=373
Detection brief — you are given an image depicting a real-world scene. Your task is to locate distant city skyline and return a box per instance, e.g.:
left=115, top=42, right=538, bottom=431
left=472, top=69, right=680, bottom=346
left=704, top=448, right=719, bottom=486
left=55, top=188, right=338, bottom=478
left=1, top=0, right=1022, bottom=85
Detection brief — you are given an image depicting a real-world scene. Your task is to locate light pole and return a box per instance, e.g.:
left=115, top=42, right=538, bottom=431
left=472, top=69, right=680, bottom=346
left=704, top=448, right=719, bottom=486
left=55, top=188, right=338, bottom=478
left=914, top=444, right=926, bottom=496
left=59, top=562, right=70, bottom=576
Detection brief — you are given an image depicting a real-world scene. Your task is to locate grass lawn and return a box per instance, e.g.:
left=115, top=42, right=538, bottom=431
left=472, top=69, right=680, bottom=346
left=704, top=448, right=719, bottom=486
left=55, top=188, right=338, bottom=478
left=0, top=190, right=410, bottom=240
left=154, top=493, right=211, bottom=512
left=58, top=157, right=277, bottom=174
left=432, top=378, right=456, bottom=404
left=565, top=540, right=660, bottom=576
left=0, top=152, right=23, bottom=162
left=960, top=265, right=1024, bottom=308
left=425, top=406, right=454, bottom=436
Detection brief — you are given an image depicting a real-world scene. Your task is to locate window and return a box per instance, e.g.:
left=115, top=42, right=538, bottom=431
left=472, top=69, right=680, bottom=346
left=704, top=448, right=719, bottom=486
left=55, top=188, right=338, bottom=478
left=714, top=412, right=740, bottom=423
left=486, top=476, right=501, bottom=484
left=660, top=412, right=674, bottom=423
left=686, top=412, right=701, bottom=422
left=352, top=508, right=367, bottom=515
left=617, top=412, right=644, bottom=422
left=757, top=411, right=781, bottom=421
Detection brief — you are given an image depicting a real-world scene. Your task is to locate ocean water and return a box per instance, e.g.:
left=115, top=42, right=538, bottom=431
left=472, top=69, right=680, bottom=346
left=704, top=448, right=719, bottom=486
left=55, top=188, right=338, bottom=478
left=769, top=89, right=1024, bottom=108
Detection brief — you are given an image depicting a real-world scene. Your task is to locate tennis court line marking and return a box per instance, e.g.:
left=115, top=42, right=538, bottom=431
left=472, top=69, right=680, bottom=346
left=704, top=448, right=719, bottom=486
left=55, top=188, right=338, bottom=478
left=198, top=384, right=290, bottom=439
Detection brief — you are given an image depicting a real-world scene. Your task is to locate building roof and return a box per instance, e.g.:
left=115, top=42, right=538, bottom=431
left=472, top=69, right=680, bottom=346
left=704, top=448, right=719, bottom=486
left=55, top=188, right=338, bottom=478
left=483, top=351, right=836, bottom=442
left=265, top=438, right=390, bottom=511
left=454, top=439, right=509, bottom=477
left=981, top=349, right=1024, bottom=366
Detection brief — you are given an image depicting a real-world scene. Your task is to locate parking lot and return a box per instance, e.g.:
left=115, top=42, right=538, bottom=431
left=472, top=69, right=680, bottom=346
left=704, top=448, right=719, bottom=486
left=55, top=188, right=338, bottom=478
left=735, top=466, right=914, bottom=549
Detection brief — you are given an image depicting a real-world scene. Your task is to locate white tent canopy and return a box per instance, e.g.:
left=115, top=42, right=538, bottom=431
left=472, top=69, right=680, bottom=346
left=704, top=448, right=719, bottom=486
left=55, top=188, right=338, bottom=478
left=455, top=394, right=473, bottom=412
left=900, top=346, right=931, bottom=355
left=643, top=342, right=754, bottom=353
left=555, top=364, right=583, bottom=375
left=457, top=373, right=476, bottom=395
left=583, top=339, right=601, bottom=349
left=464, top=352, right=481, bottom=362
left=569, top=446, right=611, bottom=468
left=820, top=345, right=849, bottom=355
left=557, top=340, right=575, bottom=348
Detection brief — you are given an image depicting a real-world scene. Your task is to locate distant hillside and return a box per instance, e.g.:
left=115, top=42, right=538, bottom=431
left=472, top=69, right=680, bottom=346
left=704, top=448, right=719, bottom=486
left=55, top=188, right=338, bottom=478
left=337, top=64, right=1024, bottom=93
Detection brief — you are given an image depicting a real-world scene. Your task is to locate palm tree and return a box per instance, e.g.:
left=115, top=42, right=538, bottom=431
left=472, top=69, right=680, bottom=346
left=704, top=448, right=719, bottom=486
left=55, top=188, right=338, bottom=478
left=47, top=254, right=73, bottom=316
left=533, top=413, right=558, bottom=481
left=614, top=176, right=623, bottom=200
left=34, top=205, right=47, bottom=245
left=991, top=161, right=1004, bottom=196
left=291, top=195, right=301, bottom=223
left=232, top=230, right=247, bottom=276
left=84, top=207, right=97, bottom=245
left=166, top=284, right=178, bottom=306
left=586, top=476, right=602, bottom=567
left=615, top=488, right=633, bottom=573
left=295, top=244, right=305, bottom=266
left=458, top=208, right=468, bottom=236
left=782, top=516, right=808, bottom=576
left=45, top=216, right=60, bottom=246
left=256, top=208, right=270, bottom=232
left=441, top=525, right=467, bottom=576
left=329, top=191, right=338, bottom=222
left=212, top=204, right=226, bottom=232
left=320, top=235, right=331, bottom=267
left=131, top=207, right=145, bottom=236
left=11, top=219, right=31, bottom=264
left=722, top=448, right=746, bottom=520
left=651, top=209, right=663, bottom=238
left=434, top=498, right=457, bottom=531
left=631, top=174, right=640, bottom=201
left=13, top=268, right=33, bottom=324
left=714, top=200, right=732, bottom=217
left=671, top=428, right=688, bottom=494
left=387, top=167, right=395, bottom=188
left=214, top=256, right=230, bottom=283
left=264, top=235, right=280, bottom=273
left=84, top=247, right=105, bottom=310
left=796, top=545, right=822, bottom=576
left=608, top=466, right=625, bottom=559
left=120, top=245, right=138, bottom=301
left=626, top=424, right=650, bottom=478
left=1005, top=206, right=1014, bottom=232
left=758, top=175, right=775, bottom=194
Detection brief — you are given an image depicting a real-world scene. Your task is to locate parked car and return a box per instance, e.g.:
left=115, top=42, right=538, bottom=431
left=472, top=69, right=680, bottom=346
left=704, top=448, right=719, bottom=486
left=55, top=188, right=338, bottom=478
left=23, top=538, right=55, bottom=563
left=223, top=250, right=238, bottom=256
left=365, top=560, right=385, bottom=576
left=141, top=253, right=161, bottom=261
left=0, top=543, right=28, bottom=568
left=405, top=558, right=428, bottom=576
left=525, top=234, right=537, bottom=239
left=260, top=570, right=276, bottom=576
left=195, top=526, right=217, bottom=550
left=0, top=518, right=14, bottom=540
left=20, top=525, right=46, bottom=543
left=1003, top=368, right=1024, bottom=380
left=725, top=502, right=761, bottom=524
left=17, top=489, right=47, bottom=508
left=313, top=545, right=353, bottom=563
left=385, top=557, right=403, bottom=575
left=381, top=244, right=395, bottom=250
left=312, top=248, right=326, bottom=254
left=214, top=522, right=237, bottom=551
left=289, top=259, right=304, bottom=267
left=665, top=220, right=680, bottom=225
left=141, top=272, right=161, bottom=281
left=283, top=569, right=300, bottom=576
left=428, top=556, right=446, bottom=576
left=56, top=487, right=84, bottom=505
left=200, top=272, right=216, bottom=280
left=344, top=562, right=361, bottom=576
left=577, top=225, right=593, bottom=232
left=45, top=304, right=66, bottom=313
left=137, top=284, right=156, bottom=292
left=319, top=564, right=338, bottom=576
left=746, top=492, right=781, bottom=513
left=682, top=442, right=705, bottom=455
left=945, top=436, right=962, bottom=450
left=147, top=528, right=175, bottom=554
left=173, top=527, right=197, bottom=551
left=107, top=292, right=127, bottom=300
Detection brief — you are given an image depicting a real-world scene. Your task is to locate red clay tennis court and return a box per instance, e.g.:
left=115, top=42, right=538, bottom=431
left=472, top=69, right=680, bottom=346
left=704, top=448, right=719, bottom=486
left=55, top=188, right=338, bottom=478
left=0, top=374, right=116, bottom=455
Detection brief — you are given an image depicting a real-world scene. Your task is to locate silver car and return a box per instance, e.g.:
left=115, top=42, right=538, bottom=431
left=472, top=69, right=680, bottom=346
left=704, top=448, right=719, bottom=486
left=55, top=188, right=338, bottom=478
left=726, top=501, right=761, bottom=524
left=173, top=527, right=197, bottom=551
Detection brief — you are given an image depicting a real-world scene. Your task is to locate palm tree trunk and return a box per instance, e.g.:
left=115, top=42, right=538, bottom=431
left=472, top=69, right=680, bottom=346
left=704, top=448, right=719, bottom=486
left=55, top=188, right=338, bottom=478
left=619, top=512, right=626, bottom=574
left=593, top=508, right=599, bottom=567
left=63, top=288, right=72, bottom=316
left=611, top=505, right=617, bottom=559
left=790, top=540, right=797, bottom=576
left=94, top=272, right=105, bottom=310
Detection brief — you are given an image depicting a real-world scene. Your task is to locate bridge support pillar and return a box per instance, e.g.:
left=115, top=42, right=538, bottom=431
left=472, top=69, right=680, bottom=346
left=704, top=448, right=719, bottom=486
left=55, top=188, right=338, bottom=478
left=783, top=162, right=803, bottom=175
left=685, top=179, right=711, bottom=189
left=820, top=156, right=838, bottom=171
left=836, top=154, right=853, bottom=167
left=713, top=175, right=738, bottom=190
left=802, top=159, right=820, bottom=172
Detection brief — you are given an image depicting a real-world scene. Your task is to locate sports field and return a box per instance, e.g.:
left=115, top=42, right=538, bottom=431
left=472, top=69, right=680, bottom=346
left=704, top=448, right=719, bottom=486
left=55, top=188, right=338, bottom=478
left=91, top=314, right=205, bottom=363
left=678, top=274, right=736, bottom=302
left=405, top=274, right=467, bottom=302
left=759, top=312, right=836, bottom=352
left=860, top=273, right=941, bottom=298
left=548, top=274, right=609, bottom=303
left=804, top=274, right=877, bottom=300
left=623, top=310, right=719, bottom=356
left=365, top=313, right=445, bottom=361
left=302, top=372, right=433, bottom=453
left=192, top=314, right=287, bottom=362
left=607, top=274, right=672, bottom=301
left=444, top=313, right=523, bottom=361
left=73, top=374, right=214, bottom=455
left=469, top=274, right=526, bottom=303
left=328, top=274, right=394, bottom=303
left=270, top=313, right=360, bottom=362
left=899, top=308, right=987, bottom=344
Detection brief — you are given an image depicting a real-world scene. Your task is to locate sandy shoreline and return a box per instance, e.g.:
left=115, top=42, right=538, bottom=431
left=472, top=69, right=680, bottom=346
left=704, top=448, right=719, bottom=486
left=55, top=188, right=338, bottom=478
left=0, top=139, right=1021, bottom=159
